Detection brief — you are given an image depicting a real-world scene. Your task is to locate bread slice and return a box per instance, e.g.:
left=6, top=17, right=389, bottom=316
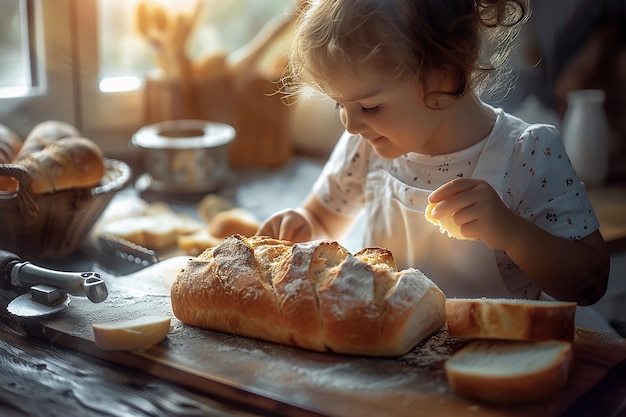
left=445, top=340, right=573, bottom=404
left=446, top=298, right=577, bottom=342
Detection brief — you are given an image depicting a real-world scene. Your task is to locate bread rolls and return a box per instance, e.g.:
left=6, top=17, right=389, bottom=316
left=16, top=137, right=105, bottom=194
left=446, top=298, right=577, bottom=342
left=170, top=235, right=447, bottom=356
left=0, top=121, right=105, bottom=194
left=445, top=340, right=573, bottom=404
left=15, top=120, right=81, bottom=161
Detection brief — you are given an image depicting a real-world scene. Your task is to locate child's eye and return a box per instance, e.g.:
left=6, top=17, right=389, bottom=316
left=360, top=106, right=380, bottom=115
left=334, top=102, right=380, bottom=115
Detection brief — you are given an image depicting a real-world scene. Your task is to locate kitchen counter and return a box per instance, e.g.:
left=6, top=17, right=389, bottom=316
left=1, top=157, right=625, bottom=417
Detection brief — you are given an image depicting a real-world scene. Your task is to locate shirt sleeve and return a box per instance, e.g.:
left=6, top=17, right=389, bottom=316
left=504, top=124, right=600, bottom=241
left=312, top=131, right=369, bottom=217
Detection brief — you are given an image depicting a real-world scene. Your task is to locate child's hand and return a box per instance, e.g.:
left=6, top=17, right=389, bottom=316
left=428, top=178, right=519, bottom=250
left=256, top=208, right=315, bottom=242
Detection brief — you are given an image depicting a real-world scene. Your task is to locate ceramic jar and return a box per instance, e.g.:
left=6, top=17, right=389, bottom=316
left=562, top=89, right=610, bottom=187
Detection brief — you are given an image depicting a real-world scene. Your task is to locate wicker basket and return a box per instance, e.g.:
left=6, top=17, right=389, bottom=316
left=0, top=159, right=131, bottom=260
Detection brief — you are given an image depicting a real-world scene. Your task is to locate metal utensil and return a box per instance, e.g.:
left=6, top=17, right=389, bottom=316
left=97, top=234, right=159, bottom=274
left=0, top=249, right=108, bottom=317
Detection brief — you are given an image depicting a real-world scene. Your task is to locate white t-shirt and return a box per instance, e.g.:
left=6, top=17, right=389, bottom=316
left=313, top=107, right=600, bottom=287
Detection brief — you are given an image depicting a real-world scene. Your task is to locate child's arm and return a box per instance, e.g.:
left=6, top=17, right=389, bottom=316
left=428, top=178, right=610, bottom=306
left=257, top=194, right=355, bottom=242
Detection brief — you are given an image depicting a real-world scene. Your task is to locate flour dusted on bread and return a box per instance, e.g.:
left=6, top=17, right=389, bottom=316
left=446, top=298, right=577, bottom=342
left=170, top=235, right=447, bottom=356
left=445, top=340, right=573, bottom=404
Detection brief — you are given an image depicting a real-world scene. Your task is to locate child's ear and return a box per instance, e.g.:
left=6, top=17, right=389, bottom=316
left=420, top=68, right=464, bottom=109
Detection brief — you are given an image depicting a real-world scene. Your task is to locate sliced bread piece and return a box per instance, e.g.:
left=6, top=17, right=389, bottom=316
left=446, top=298, right=577, bottom=342
left=445, top=340, right=573, bottom=404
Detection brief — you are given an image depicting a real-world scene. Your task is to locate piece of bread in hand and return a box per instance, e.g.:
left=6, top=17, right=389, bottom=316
left=446, top=298, right=577, bottom=342
left=445, top=340, right=573, bottom=404
left=424, top=201, right=468, bottom=240
left=171, top=235, right=447, bottom=356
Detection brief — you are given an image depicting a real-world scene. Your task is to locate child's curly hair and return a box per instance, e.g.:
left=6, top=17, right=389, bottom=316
left=283, top=0, right=530, bottom=108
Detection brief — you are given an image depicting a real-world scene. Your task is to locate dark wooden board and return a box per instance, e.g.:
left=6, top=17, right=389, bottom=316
left=5, top=256, right=626, bottom=417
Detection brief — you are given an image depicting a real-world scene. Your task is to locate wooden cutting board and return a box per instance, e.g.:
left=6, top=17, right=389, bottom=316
left=12, top=257, right=626, bottom=417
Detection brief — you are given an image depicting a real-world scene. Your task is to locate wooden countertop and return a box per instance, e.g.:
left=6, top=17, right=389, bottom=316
left=1, top=158, right=625, bottom=417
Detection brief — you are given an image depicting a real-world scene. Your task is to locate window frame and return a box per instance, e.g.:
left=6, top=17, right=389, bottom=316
left=0, top=0, right=76, bottom=140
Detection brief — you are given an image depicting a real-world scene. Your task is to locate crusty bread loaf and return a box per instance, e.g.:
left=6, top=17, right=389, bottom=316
left=424, top=201, right=468, bottom=240
left=446, top=298, right=577, bottom=342
left=170, top=235, right=447, bottom=356
left=445, top=340, right=573, bottom=404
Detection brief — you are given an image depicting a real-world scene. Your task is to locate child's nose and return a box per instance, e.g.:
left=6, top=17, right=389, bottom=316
left=341, top=109, right=366, bottom=135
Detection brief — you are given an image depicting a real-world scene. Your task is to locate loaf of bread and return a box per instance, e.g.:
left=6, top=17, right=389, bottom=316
left=171, top=235, right=447, bottom=356
left=445, top=340, right=573, bottom=404
left=424, top=202, right=468, bottom=240
left=446, top=298, right=577, bottom=342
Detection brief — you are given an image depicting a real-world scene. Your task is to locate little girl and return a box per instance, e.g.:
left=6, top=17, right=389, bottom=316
left=258, top=0, right=609, bottom=309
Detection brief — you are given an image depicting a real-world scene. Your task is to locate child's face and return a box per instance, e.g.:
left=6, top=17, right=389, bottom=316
left=326, top=69, right=458, bottom=158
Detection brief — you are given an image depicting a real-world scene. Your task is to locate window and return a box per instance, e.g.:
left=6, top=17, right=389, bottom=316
left=0, top=0, right=294, bottom=157
left=0, top=0, right=76, bottom=139
left=0, top=0, right=32, bottom=92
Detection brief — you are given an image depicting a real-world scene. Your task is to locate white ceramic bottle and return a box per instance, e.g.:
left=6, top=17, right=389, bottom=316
left=562, top=89, right=610, bottom=188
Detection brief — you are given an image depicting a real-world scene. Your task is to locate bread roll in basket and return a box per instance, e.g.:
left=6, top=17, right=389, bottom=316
left=0, top=121, right=131, bottom=260
left=0, top=159, right=131, bottom=259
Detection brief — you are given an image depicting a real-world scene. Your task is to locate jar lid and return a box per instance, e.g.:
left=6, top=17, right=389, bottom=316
left=132, top=120, right=236, bottom=150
